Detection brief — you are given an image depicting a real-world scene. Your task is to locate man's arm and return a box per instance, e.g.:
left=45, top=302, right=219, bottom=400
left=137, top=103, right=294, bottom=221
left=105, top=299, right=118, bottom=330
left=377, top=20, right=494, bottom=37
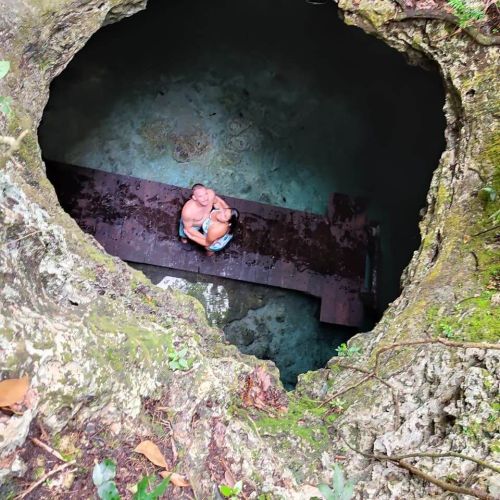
left=181, top=204, right=209, bottom=246
left=213, top=193, right=229, bottom=210
left=183, top=219, right=208, bottom=247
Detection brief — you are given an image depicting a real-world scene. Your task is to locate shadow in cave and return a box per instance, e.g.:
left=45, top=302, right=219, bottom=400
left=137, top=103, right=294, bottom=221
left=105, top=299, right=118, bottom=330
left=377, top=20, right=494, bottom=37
left=39, top=0, right=446, bottom=387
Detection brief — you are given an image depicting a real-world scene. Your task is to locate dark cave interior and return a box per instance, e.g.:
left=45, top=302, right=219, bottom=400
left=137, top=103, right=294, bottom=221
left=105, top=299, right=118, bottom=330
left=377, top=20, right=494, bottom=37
left=39, top=0, right=446, bottom=387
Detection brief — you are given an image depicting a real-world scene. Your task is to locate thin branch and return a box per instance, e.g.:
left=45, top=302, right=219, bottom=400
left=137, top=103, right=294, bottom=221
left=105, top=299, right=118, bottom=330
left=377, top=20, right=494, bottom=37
left=336, top=363, right=401, bottom=429
left=15, top=460, right=76, bottom=499
left=30, top=437, right=66, bottom=462
left=471, top=223, right=500, bottom=238
left=468, top=167, right=487, bottom=184
left=2, top=230, right=41, bottom=248
left=385, top=451, right=500, bottom=474
left=338, top=363, right=394, bottom=390
left=319, top=373, right=374, bottom=408
left=374, top=338, right=500, bottom=374
left=321, top=339, right=499, bottom=427
left=341, top=436, right=494, bottom=500
left=396, top=459, right=493, bottom=500
left=390, top=5, right=500, bottom=46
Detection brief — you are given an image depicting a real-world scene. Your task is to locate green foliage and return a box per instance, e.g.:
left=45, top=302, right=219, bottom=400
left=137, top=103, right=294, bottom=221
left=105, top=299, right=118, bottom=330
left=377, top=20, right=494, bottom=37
left=133, top=476, right=170, bottom=500
left=0, top=97, right=11, bottom=116
left=93, top=459, right=170, bottom=500
left=490, top=439, right=500, bottom=454
left=92, top=459, right=120, bottom=500
left=168, top=347, right=191, bottom=371
left=0, top=60, right=9, bottom=79
left=255, top=395, right=331, bottom=446
left=335, top=343, right=361, bottom=358
left=489, top=208, right=500, bottom=224
left=315, top=464, right=355, bottom=500
left=219, top=480, right=243, bottom=499
left=328, top=398, right=347, bottom=411
left=479, top=186, right=497, bottom=204
left=447, top=0, right=486, bottom=27
left=0, top=60, right=11, bottom=116
left=438, top=321, right=455, bottom=338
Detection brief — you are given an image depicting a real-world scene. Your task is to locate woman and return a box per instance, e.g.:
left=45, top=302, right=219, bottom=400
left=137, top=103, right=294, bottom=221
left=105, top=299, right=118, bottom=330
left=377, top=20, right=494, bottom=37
left=202, top=207, right=239, bottom=256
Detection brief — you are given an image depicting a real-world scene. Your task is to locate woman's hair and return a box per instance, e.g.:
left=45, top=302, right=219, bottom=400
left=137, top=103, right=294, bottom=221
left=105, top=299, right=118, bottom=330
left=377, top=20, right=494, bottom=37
left=228, top=208, right=239, bottom=234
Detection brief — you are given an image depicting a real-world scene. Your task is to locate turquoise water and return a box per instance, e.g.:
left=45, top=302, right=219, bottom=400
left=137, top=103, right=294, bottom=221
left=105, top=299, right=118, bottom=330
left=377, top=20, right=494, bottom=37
left=40, top=0, right=445, bottom=384
left=131, top=264, right=354, bottom=388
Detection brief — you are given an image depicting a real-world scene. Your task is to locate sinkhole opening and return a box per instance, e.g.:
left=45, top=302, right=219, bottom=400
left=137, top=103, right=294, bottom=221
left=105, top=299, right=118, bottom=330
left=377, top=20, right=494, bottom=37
left=39, top=0, right=446, bottom=388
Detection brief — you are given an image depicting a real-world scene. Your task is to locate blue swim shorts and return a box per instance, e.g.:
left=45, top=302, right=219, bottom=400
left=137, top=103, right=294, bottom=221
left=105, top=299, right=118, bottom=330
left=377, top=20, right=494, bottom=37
left=179, top=220, right=201, bottom=239
left=207, top=233, right=233, bottom=252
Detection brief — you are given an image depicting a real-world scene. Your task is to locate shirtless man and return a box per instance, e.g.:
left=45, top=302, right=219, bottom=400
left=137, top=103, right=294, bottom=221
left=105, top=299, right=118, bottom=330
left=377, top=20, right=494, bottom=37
left=179, top=184, right=229, bottom=248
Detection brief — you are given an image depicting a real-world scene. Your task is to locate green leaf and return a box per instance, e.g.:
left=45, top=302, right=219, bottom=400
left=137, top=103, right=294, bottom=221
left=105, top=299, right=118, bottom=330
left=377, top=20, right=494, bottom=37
left=479, top=186, right=497, bottom=203
left=93, top=459, right=117, bottom=486
left=0, top=96, right=12, bottom=116
left=0, top=61, right=10, bottom=80
left=219, top=484, right=235, bottom=497
left=169, top=360, right=181, bottom=370
left=233, top=480, right=243, bottom=494
left=317, top=483, right=334, bottom=500
left=98, top=481, right=120, bottom=500
left=489, top=208, right=500, bottom=223
left=332, top=464, right=345, bottom=494
left=149, top=477, right=170, bottom=498
left=133, top=476, right=150, bottom=499
left=341, top=483, right=354, bottom=500
left=177, top=348, right=188, bottom=358
left=178, top=358, right=189, bottom=370
left=133, top=476, right=170, bottom=500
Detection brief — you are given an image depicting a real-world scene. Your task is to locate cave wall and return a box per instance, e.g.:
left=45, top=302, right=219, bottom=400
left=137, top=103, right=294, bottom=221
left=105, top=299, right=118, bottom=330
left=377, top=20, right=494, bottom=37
left=0, top=0, right=498, bottom=498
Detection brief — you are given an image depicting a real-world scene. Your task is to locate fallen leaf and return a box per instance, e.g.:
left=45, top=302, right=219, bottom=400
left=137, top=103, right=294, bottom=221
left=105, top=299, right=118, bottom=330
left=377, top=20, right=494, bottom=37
left=134, top=440, right=168, bottom=468
left=160, top=471, right=190, bottom=487
left=0, top=376, right=29, bottom=408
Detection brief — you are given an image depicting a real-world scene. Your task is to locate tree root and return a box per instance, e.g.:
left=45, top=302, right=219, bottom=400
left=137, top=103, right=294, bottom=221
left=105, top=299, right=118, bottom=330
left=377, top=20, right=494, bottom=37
left=321, top=337, right=499, bottom=418
left=15, top=460, right=76, bottom=500
left=320, top=338, right=500, bottom=498
left=341, top=435, right=496, bottom=500
left=390, top=1, right=500, bottom=46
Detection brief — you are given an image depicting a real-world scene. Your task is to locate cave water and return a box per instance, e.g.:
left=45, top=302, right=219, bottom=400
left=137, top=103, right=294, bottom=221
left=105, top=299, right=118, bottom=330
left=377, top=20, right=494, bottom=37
left=39, top=0, right=445, bottom=387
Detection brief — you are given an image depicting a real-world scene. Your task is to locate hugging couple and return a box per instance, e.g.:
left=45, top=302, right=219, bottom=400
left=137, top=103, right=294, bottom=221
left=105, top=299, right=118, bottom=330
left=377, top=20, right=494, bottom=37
left=179, top=183, right=239, bottom=256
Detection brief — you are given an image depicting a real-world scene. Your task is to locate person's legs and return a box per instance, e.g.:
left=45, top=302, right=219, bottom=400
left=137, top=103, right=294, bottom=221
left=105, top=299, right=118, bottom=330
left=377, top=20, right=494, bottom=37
left=178, top=220, right=188, bottom=243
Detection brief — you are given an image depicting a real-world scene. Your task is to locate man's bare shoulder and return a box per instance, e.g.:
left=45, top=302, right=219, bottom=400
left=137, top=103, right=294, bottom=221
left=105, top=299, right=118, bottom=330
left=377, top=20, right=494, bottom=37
left=182, top=199, right=197, bottom=217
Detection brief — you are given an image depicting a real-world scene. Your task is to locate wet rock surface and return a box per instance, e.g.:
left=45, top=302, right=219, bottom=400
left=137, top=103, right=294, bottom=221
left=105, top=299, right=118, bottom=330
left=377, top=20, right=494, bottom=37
left=0, top=0, right=498, bottom=498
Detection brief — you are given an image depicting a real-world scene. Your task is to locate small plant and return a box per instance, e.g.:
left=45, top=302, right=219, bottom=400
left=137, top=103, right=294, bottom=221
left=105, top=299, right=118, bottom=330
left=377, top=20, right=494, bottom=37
left=438, top=321, right=455, bottom=338
left=316, top=464, right=355, bottom=500
left=92, top=459, right=120, bottom=500
left=168, top=347, right=191, bottom=371
left=447, top=0, right=486, bottom=27
left=219, top=480, right=243, bottom=499
left=335, top=343, right=361, bottom=358
left=133, top=475, right=170, bottom=500
left=93, top=459, right=170, bottom=500
left=328, top=398, right=347, bottom=412
left=478, top=186, right=497, bottom=204
left=0, top=60, right=11, bottom=115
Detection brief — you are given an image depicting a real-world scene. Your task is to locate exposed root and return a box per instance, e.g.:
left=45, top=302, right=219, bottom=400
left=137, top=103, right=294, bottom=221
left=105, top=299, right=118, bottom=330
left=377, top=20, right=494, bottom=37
left=15, top=460, right=76, bottom=500
left=341, top=435, right=496, bottom=500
